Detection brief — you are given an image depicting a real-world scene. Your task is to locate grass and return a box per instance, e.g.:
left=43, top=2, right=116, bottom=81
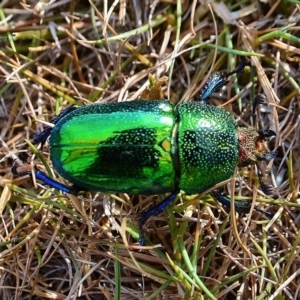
left=0, top=1, right=300, bottom=299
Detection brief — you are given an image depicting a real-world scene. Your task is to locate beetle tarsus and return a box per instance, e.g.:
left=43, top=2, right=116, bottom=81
left=35, top=170, right=78, bottom=194
left=12, top=162, right=78, bottom=194
left=225, top=58, right=246, bottom=77
left=139, top=190, right=179, bottom=246
left=253, top=206, right=274, bottom=218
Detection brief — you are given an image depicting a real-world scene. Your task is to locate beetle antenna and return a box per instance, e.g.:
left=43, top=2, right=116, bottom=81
left=252, top=93, right=267, bottom=128
left=251, top=94, right=277, bottom=194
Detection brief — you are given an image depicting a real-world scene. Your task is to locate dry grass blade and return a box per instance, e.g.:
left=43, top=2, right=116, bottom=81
left=0, top=1, right=300, bottom=300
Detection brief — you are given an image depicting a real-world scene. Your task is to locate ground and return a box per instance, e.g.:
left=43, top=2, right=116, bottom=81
left=0, top=1, right=299, bottom=299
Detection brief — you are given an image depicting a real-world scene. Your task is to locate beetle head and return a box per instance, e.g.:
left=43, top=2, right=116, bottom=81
left=237, top=127, right=277, bottom=195
left=238, top=126, right=277, bottom=167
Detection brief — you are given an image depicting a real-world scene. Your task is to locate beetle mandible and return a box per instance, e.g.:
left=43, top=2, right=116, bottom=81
left=14, top=59, right=277, bottom=245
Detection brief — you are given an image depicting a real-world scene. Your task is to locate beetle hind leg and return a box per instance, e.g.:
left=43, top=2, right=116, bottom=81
left=12, top=163, right=79, bottom=194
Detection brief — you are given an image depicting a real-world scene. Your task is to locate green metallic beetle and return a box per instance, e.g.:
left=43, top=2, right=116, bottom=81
left=14, top=60, right=277, bottom=245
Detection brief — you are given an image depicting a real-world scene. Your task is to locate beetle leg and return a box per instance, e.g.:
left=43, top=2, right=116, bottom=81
left=12, top=163, right=78, bottom=194
left=257, top=129, right=276, bottom=138
left=252, top=94, right=267, bottom=125
left=211, top=189, right=274, bottom=218
left=138, top=190, right=180, bottom=246
left=33, top=106, right=78, bottom=145
left=34, top=170, right=79, bottom=194
left=199, top=58, right=246, bottom=102
left=211, top=189, right=251, bottom=213
left=225, top=58, right=246, bottom=77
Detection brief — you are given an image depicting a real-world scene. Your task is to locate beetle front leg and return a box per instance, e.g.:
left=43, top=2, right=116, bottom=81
left=199, top=58, right=246, bottom=101
left=211, top=189, right=251, bottom=213
left=138, top=190, right=180, bottom=246
left=211, top=189, right=274, bottom=218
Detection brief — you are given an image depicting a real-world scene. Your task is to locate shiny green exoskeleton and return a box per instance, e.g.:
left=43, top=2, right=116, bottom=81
left=14, top=60, right=277, bottom=245
left=49, top=100, right=238, bottom=195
